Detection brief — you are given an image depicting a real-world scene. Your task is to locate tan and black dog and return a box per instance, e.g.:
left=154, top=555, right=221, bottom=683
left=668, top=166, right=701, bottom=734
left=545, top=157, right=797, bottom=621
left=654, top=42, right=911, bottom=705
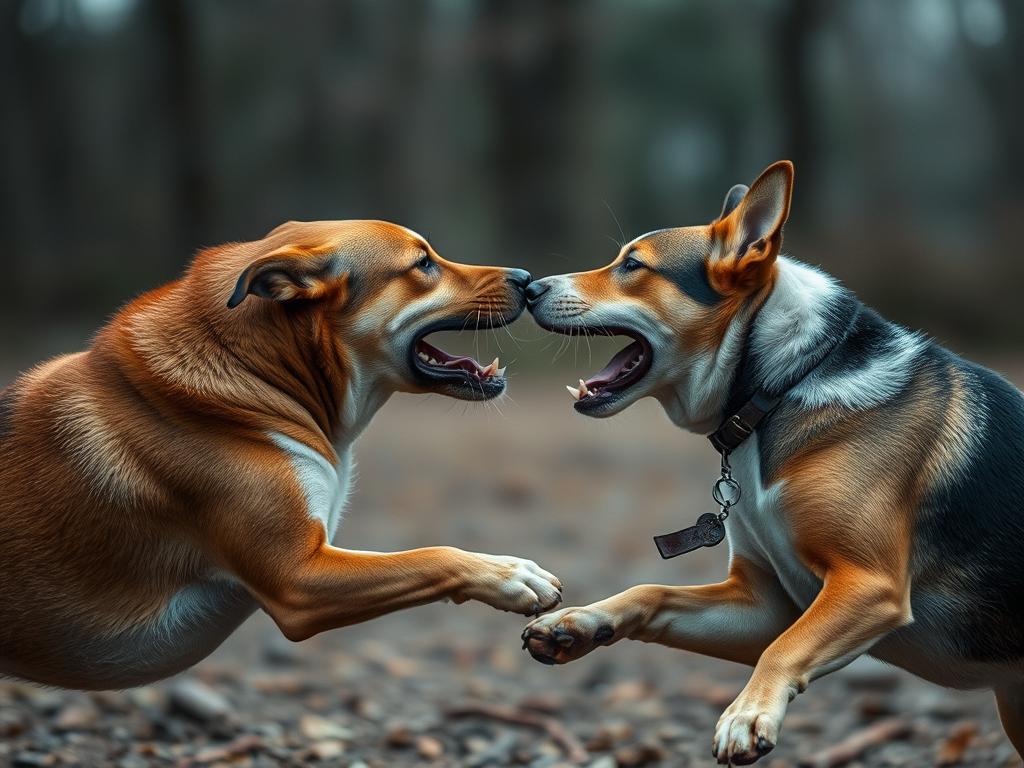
left=0, top=219, right=562, bottom=690
left=523, top=161, right=1024, bottom=764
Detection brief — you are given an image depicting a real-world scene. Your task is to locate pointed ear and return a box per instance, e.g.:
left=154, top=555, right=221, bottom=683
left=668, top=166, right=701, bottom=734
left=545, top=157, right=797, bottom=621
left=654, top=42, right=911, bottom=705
left=227, top=245, right=347, bottom=309
left=718, top=183, right=749, bottom=220
left=712, top=160, right=794, bottom=292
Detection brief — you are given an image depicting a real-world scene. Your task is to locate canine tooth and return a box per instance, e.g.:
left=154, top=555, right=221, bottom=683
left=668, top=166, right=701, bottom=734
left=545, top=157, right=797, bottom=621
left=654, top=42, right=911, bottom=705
left=579, top=379, right=590, bottom=395
left=428, top=357, right=440, bottom=365
left=566, top=385, right=581, bottom=401
left=481, top=357, right=500, bottom=377
left=418, top=352, right=429, bottom=361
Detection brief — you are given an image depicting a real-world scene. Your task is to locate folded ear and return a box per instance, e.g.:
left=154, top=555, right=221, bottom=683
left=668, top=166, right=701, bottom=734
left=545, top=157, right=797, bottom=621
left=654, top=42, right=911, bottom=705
left=227, top=245, right=346, bottom=309
left=711, top=160, right=794, bottom=293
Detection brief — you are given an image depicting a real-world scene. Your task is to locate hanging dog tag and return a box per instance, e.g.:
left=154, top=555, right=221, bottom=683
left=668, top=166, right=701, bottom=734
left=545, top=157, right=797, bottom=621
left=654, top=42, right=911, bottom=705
left=653, top=512, right=726, bottom=559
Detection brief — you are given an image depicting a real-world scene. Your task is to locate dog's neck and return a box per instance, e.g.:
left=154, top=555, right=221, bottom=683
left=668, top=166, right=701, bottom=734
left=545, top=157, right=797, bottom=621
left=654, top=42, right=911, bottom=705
left=659, top=257, right=854, bottom=434
left=118, top=284, right=393, bottom=460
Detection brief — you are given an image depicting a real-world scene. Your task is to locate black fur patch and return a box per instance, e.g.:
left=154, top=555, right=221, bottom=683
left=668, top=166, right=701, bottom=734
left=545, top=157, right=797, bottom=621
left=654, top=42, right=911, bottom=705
left=641, top=230, right=722, bottom=307
left=909, top=352, right=1024, bottom=662
left=662, top=258, right=720, bottom=306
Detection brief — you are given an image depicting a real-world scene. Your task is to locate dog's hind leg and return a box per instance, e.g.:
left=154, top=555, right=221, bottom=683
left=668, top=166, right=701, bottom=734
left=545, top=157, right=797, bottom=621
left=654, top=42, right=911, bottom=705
left=995, top=684, right=1024, bottom=759
left=522, top=555, right=800, bottom=667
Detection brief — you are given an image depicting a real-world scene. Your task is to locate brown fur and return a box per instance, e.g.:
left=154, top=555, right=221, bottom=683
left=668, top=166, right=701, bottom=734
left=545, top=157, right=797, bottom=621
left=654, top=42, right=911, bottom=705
left=0, top=220, right=560, bottom=689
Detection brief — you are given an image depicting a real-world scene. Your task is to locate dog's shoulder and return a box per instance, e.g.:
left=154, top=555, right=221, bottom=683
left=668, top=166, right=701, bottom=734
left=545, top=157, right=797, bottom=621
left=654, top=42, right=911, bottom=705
left=756, top=303, right=935, bottom=482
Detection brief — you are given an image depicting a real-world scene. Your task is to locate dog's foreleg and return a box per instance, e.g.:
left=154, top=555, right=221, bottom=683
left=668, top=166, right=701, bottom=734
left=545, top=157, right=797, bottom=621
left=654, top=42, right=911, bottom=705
left=711, top=565, right=911, bottom=765
left=247, top=544, right=562, bottom=642
left=523, top=556, right=799, bottom=666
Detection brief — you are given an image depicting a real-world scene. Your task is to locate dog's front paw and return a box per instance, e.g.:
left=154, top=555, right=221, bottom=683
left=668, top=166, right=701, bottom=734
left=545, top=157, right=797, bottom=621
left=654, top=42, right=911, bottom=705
left=521, top=605, right=618, bottom=665
left=456, top=554, right=562, bottom=616
left=712, top=683, right=789, bottom=766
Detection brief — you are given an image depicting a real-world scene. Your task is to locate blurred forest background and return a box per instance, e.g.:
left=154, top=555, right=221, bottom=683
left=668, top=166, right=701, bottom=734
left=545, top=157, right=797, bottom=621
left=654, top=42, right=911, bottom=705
left=4, top=4, right=1024, bottom=765
left=2, top=0, right=1023, bottom=361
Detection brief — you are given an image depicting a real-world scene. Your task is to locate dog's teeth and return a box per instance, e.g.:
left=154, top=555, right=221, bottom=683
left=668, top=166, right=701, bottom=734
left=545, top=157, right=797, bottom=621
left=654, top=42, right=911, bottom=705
left=481, top=357, right=500, bottom=377
left=496, top=366, right=506, bottom=377
left=566, top=385, right=581, bottom=401
left=428, top=357, right=440, bottom=365
left=579, top=379, right=590, bottom=396
left=417, top=352, right=429, bottom=361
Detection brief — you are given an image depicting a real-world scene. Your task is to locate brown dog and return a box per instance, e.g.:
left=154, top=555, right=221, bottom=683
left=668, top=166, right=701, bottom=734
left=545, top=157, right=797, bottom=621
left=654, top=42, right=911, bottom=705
left=524, top=162, right=1024, bottom=764
left=0, top=219, right=561, bottom=690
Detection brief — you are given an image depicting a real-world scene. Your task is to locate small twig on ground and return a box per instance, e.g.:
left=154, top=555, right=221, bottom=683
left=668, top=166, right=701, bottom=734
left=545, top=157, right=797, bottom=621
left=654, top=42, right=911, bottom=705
left=444, top=702, right=590, bottom=764
left=797, top=717, right=913, bottom=768
left=178, top=734, right=264, bottom=767
left=936, top=721, right=979, bottom=766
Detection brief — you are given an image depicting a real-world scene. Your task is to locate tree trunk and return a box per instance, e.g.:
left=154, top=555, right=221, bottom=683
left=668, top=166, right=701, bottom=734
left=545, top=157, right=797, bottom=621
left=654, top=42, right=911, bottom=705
left=777, top=0, right=825, bottom=223
left=478, top=0, right=584, bottom=272
left=152, top=0, right=209, bottom=263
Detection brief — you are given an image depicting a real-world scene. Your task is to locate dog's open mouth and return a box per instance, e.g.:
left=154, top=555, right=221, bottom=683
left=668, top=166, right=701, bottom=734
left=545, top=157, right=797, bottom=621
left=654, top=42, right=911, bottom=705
left=409, top=320, right=509, bottom=400
left=563, top=330, right=653, bottom=413
left=414, top=338, right=504, bottom=381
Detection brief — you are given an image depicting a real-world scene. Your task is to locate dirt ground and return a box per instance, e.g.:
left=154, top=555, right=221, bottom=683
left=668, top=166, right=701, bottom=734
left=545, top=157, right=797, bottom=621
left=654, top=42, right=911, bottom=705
left=1, top=372, right=1022, bottom=767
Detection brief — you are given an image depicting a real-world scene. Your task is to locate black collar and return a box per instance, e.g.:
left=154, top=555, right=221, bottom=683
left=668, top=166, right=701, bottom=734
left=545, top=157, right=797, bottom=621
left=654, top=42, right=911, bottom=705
left=708, top=388, right=783, bottom=454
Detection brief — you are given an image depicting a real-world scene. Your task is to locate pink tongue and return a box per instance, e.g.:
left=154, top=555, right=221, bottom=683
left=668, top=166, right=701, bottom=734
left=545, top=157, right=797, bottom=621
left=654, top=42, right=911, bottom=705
left=585, top=341, right=643, bottom=388
left=418, top=341, right=484, bottom=373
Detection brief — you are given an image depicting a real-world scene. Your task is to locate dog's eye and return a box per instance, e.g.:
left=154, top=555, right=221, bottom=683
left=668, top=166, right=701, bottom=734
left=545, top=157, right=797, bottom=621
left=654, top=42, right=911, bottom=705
left=621, top=256, right=644, bottom=272
left=415, top=254, right=434, bottom=272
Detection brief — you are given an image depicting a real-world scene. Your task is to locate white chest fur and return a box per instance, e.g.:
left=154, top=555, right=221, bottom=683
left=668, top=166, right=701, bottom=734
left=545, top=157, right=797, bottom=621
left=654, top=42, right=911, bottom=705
left=270, top=432, right=352, bottom=542
left=724, top=436, right=822, bottom=610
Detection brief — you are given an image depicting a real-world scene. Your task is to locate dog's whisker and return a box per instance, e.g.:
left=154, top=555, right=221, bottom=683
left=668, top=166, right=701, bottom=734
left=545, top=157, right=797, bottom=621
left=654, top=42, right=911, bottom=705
left=603, top=199, right=626, bottom=248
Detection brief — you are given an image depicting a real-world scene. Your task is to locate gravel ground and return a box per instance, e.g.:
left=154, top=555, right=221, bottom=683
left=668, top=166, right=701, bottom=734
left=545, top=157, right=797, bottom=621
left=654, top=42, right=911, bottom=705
left=2, top=376, right=1023, bottom=768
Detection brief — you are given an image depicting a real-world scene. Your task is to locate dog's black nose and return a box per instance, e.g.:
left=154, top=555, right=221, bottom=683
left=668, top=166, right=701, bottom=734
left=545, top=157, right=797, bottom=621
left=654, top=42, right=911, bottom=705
left=505, top=269, right=532, bottom=290
left=525, top=280, right=550, bottom=305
